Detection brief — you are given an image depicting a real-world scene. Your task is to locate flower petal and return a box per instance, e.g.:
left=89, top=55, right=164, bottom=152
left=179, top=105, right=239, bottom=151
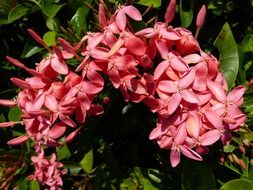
left=174, top=123, right=187, bottom=145
left=227, top=86, right=245, bottom=103
left=207, top=80, right=226, bottom=102
left=45, top=94, right=58, bottom=112
left=169, top=53, right=188, bottom=72
left=51, top=56, right=68, bottom=75
left=179, top=67, right=196, bottom=89
left=154, top=60, right=170, bottom=80
left=179, top=145, right=202, bottom=161
left=7, top=135, right=29, bottom=145
left=158, top=80, right=177, bottom=93
left=182, top=89, right=199, bottom=103
left=156, top=40, right=169, bottom=59
left=200, top=129, right=221, bottom=146
left=124, top=36, right=146, bottom=56
left=116, top=9, right=126, bottom=30
left=123, top=6, right=142, bottom=21
left=186, top=115, right=200, bottom=139
left=167, top=93, right=182, bottom=115
left=48, top=122, right=66, bottom=139
left=170, top=149, right=181, bottom=167
left=204, top=110, right=223, bottom=129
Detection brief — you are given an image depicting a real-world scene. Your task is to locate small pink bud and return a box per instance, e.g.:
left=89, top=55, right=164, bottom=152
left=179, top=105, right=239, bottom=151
left=11, top=77, right=31, bottom=89
left=27, top=29, right=46, bottom=46
left=0, top=121, right=18, bottom=128
left=103, top=96, right=110, bottom=104
left=0, top=99, right=16, bottom=106
left=165, top=0, right=177, bottom=26
left=98, top=4, right=107, bottom=28
left=66, top=128, right=80, bottom=143
left=239, top=144, right=246, bottom=154
left=239, top=159, right=247, bottom=170
left=6, top=56, right=25, bottom=69
left=58, top=38, right=76, bottom=55
left=196, top=5, right=206, bottom=29
left=7, top=135, right=29, bottom=145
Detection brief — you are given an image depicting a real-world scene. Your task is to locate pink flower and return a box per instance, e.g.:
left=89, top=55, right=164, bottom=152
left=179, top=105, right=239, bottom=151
left=115, top=5, right=142, bottom=30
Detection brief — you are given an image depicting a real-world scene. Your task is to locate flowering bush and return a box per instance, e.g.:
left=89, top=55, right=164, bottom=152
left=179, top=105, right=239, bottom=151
left=0, top=0, right=253, bottom=189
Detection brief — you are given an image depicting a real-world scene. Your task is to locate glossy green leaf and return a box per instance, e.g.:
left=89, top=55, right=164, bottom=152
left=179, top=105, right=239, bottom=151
left=64, top=162, right=82, bottom=175
left=242, top=132, right=253, bottom=141
left=18, top=178, right=29, bottom=190
left=43, top=31, right=56, bottom=46
left=42, top=0, right=66, bottom=18
left=8, top=106, right=22, bottom=121
left=214, top=22, right=239, bottom=90
left=224, top=160, right=243, bottom=176
left=248, top=161, right=253, bottom=180
left=70, top=7, right=88, bottom=38
left=46, top=18, right=58, bottom=30
left=8, top=4, right=29, bottom=22
left=241, top=34, right=253, bottom=52
left=29, top=180, right=40, bottom=190
left=179, top=0, right=193, bottom=27
left=0, top=18, right=9, bottom=25
left=121, top=167, right=159, bottom=190
left=220, top=179, right=253, bottom=190
left=136, top=0, right=161, bottom=8
left=0, top=114, right=5, bottom=122
left=56, top=143, right=71, bottom=161
left=79, top=149, right=93, bottom=174
left=237, top=45, right=247, bottom=84
left=223, top=144, right=235, bottom=153
left=182, top=159, right=216, bottom=190
left=21, top=41, right=43, bottom=58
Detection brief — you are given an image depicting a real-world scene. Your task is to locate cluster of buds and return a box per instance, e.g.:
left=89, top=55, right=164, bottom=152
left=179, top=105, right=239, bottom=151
left=0, top=0, right=246, bottom=187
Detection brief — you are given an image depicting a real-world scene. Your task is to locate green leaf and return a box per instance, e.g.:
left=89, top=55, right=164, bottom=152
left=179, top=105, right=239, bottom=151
left=18, top=178, right=29, bottom=190
left=182, top=159, right=216, bottom=190
left=8, top=106, right=22, bottom=121
left=135, top=0, right=161, bottom=8
left=242, top=132, right=253, bottom=141
left=121, top=167, right=159, bottom=190
left=241, top=34, right=253, bottom=53
left=0, top=18, right=9, bottom=25
left=220, top=179, right=253, bottom=190
left=29, top=180, right=40, bottom=190
left=43, top=31, right=56, bottom=46
left=64, top=161, right=82, bottom=175
left=8, top=4, right=29, bottom=22
left=79, top=149, right=93, bottom=174
left=179, top=0, right=193, bottom=27
left=46, top=18, right=58, bottom=30
left=224, top=160, right=243, bottom=176
left=42, top=0, right=66, bottom=18
left=70, top=7, right=88, bottom=38
left=223, top=144, right=235, bottom=153
left=56, top=143, right=71, bottom=161
left=214, top=22, right=239, bottom=90
left=0, top=114, right=5, bottom=122
left=21, top=41, right=43, bottom=58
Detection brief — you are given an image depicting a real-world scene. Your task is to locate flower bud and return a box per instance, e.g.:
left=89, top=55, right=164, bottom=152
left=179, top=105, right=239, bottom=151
left=196, top=5, right=206, bottom=29
left=103, top=96, right=110, bottom=104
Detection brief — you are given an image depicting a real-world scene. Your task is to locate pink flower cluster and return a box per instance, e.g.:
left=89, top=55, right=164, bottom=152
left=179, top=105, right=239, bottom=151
left=29, top=148, right=67, bottom=190
left=0, top=0, right=246, bottom=187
